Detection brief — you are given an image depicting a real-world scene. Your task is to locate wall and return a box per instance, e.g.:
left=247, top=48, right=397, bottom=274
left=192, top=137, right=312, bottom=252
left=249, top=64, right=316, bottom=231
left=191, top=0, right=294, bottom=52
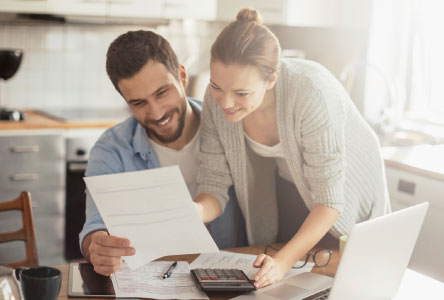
left=270, top=25, right=370, bottom=113
left=0, top=13, right=370, bottom=112
left=0, top=16, right=225, bottom=110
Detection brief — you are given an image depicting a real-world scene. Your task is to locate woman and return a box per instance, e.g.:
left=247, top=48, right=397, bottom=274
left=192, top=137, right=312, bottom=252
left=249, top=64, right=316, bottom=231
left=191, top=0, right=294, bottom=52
left=193, top=8, right=390, bottom=288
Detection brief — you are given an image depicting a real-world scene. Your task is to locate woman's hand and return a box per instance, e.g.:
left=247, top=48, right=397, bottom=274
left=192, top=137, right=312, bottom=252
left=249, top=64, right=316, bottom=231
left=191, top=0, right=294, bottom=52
left=193, top=193, right=223, bottom=223
left=252, top=206, right=340, bottom=288
left=253, top=254, right=291, bottom=288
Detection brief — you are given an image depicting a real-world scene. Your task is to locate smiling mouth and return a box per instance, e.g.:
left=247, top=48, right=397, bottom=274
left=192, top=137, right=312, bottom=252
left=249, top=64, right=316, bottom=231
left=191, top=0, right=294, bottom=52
left=156, top=115, right=172, bottom=127
left=149, top=111, right=175, bottom=129
left=223, top=108, right=242, bottom=115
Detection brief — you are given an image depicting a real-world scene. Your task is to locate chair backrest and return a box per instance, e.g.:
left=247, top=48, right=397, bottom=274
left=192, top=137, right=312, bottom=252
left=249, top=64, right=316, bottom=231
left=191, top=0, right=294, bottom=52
left=0, top=191, right=39, bottom=268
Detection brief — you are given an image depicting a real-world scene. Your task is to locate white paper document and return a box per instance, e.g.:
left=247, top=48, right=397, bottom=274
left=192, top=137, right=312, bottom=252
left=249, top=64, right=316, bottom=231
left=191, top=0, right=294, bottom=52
left=84, top=166, right=219, bottom=270
left=111, top=261, right=209, bottom=299
left=190, top=251, right=314, bottom=280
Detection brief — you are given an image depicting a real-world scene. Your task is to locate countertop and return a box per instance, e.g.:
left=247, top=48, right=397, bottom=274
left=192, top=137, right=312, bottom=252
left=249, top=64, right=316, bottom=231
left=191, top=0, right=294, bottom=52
left=0, top=110, right=122, bottom=130
left=381, top=145, right=444, bottom=181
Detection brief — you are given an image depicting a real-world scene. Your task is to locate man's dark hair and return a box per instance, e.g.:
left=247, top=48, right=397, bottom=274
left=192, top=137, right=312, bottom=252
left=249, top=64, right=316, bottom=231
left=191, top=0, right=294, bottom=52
left=106, top=30, right=179, bottom=94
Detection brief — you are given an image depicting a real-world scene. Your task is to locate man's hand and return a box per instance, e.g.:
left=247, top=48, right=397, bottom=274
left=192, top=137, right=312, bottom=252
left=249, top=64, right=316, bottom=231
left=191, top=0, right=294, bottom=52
left=86, top=231, right=136, bottom=276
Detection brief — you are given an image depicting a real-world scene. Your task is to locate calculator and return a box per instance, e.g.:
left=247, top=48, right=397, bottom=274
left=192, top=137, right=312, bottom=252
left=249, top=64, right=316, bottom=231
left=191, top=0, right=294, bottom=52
left=190, top=268, right=256, bottom=292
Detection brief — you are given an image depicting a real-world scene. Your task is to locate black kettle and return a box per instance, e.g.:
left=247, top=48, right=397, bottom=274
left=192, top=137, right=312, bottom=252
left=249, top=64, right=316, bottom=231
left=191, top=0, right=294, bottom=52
left=0, top=49, right=25, bottom=121
left=0, top=49, right=23, bottom=80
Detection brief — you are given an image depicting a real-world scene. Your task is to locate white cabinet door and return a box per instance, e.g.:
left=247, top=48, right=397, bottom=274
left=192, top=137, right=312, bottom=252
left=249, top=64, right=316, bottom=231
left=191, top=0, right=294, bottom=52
left=0, top=0, right=216, bottom=20
left=164, top=0, right=216, bottom=20
left=0, top=0, right=51, bottom=14
left=0, top=0, right=107, bottom=17
left=108, top=0, right=163, bottom=18
left=385, top=166, right=444, bottom=282
left=216, top=0, right=367, bottom=27
left=217, top=0, right=287, bottom=25
left=51, top=0, right=107, bottom=17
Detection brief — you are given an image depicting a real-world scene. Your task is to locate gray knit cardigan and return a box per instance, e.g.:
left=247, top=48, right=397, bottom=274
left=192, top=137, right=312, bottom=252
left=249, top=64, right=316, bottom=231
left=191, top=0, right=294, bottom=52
left=197, top=58, right=391, bottom=245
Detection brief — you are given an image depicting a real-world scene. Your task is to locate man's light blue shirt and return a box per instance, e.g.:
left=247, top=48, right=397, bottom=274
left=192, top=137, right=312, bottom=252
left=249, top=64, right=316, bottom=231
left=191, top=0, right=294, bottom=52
left=79, top=98, right=246, bottom=252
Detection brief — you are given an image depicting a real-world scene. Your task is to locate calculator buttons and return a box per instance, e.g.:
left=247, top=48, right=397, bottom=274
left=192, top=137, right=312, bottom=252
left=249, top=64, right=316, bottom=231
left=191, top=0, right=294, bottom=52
left=190, top=268, right=256, bottom=292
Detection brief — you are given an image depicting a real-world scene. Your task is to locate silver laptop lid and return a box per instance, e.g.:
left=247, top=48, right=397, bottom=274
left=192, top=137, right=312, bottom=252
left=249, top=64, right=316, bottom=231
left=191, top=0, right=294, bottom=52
left=329, top=202, right=429, bottom=300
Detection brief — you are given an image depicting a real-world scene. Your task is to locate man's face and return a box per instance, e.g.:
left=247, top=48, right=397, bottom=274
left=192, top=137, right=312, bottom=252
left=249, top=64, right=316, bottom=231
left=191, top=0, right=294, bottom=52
left=118, top=60, right=188, bottom=144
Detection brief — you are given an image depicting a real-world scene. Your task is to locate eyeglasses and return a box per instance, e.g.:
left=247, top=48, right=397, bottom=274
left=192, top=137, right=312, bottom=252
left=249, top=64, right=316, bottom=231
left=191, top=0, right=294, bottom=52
left=264, top=245, right=332, bottom=268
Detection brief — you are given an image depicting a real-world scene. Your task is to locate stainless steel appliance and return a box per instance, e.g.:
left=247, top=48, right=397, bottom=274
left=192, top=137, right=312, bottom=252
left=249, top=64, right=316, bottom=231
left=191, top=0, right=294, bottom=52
left=0, top=131, right=65, bottom=266
left=64, top=129, right=106, bottom=260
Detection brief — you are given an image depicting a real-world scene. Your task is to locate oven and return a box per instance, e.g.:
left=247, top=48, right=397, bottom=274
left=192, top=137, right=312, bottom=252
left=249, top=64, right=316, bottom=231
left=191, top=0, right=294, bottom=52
left=64, top=129, right=106, bottom=260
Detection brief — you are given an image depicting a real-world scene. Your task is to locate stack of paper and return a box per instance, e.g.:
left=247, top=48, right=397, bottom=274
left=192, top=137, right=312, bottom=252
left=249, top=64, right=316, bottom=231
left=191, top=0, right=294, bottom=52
left=111, top=261, right=208, bottom=299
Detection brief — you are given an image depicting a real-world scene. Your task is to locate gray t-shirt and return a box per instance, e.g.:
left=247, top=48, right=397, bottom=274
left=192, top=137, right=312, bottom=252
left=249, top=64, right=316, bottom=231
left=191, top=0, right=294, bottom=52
left=149, top=128, right=200, bottom=198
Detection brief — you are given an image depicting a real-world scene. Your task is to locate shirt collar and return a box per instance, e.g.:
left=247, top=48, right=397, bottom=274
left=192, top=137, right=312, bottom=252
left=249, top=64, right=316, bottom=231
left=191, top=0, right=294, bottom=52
left=133, top=122, right=153, bottom=161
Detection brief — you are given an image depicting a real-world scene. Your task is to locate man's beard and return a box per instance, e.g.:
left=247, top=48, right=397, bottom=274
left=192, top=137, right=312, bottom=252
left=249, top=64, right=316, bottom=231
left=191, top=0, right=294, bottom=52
left=144, top=101, right=187, bottom=144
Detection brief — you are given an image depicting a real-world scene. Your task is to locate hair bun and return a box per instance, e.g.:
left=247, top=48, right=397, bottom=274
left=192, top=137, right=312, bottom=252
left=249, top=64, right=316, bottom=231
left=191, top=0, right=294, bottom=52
left=236, top=8, right=263, bottom=24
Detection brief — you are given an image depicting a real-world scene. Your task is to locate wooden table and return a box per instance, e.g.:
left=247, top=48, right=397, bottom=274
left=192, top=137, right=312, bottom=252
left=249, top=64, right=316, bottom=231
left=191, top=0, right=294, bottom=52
left=56, top=244, right=340, bottom=300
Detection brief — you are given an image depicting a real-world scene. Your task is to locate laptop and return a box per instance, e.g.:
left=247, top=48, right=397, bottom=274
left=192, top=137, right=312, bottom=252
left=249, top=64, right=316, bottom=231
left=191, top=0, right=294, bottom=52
left=233, top=202, right=429, bottom=300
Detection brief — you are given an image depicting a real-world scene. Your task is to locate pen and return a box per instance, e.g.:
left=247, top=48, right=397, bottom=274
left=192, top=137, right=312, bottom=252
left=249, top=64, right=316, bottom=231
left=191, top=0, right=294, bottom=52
left=163, top=261, right=178, bottom=279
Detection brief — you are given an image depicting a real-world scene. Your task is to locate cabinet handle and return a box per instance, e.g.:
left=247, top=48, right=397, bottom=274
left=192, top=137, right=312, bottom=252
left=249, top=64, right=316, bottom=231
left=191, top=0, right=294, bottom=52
left=68, top=163, right=87, bottom=172
left=10, top=174, right=40, bottom=181
left=10, top=145, right=40, bottom=153
left=165, top=3, right=186, bottom=8
left=81, top=0, right=107, bottom=3
left=397, top=179, right=416, bottom=195
left=108, top=0, right=135, bottom=4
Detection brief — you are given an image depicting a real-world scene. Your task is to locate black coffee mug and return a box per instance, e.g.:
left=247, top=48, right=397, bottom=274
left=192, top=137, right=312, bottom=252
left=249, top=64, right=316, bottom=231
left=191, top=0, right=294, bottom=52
left=16, top=266, right=62, bottom=300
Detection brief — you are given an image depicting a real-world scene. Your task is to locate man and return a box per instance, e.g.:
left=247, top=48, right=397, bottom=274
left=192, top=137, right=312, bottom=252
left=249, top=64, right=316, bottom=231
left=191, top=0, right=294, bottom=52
left=79, top=30, right=246, bottom=276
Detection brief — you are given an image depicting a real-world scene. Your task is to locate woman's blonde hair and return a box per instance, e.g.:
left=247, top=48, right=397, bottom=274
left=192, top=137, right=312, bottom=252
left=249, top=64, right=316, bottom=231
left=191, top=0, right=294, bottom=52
left=211, top=8, right=281, bottom=80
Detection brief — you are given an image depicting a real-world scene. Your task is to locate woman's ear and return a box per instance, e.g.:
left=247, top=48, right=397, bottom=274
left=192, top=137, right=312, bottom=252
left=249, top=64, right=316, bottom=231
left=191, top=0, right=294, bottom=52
left=179, top=64, right=189, bottom=89
left=266, top=71, right=279, bottom=90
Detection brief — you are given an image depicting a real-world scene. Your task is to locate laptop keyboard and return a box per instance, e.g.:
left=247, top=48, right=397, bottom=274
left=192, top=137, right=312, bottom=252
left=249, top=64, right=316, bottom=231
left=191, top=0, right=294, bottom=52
left=303, top=287, right=331, bottom=300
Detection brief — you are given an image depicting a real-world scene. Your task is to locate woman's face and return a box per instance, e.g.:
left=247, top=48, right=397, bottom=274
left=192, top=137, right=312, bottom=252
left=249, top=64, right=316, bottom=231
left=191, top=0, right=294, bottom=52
left=209, top=61, right=275, bottom=123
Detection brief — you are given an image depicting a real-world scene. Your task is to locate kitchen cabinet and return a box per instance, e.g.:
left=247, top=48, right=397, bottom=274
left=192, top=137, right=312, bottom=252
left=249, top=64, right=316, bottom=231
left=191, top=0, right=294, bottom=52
left=0, top=131, right=66, bottom=266
left=107, top=0, right=163, bottom=19
left=0, top=0, right=216, bottom=20
left=0, top=0, right=107, bottom=17
left=216, top=0, right=371, bottom=27
left=384, top=146, right=444, bottom=282
left=0, top=0, right=52, bottom=14
left=217, top=0, right=287, bottom=25
left=164, top=0, right=216, bottom=20
left=51, top=0, right=107, bottom=17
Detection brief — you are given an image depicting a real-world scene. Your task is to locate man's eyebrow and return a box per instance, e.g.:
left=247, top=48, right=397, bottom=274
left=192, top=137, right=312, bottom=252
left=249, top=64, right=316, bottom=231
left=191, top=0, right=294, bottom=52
left=128, top=98, right=145, bottom=104
left=152, top=84, right=170, bottom=96
left=127, top=84, right=170, bottom=103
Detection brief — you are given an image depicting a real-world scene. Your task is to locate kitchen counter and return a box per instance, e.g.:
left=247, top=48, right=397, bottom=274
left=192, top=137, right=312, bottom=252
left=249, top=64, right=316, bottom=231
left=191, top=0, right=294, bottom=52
left=4, top=113, right=443, bottom=181
left=382, top=145, right=444, bottom=181
left=0, top=110, right=123, bottom=130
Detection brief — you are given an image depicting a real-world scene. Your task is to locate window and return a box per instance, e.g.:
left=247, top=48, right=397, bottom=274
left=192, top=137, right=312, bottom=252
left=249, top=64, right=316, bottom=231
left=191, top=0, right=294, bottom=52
left=365, top=0, right=444, bottom=133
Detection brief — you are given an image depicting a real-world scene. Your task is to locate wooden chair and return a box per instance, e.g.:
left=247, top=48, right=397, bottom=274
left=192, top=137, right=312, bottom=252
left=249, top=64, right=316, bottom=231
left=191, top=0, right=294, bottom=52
left=0, top=191, right=39, bottom=268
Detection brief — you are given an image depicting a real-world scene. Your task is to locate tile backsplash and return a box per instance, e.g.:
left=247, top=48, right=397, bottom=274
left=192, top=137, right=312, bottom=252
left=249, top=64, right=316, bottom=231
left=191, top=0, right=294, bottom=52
left=0, top=18, right=224, bottom=110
